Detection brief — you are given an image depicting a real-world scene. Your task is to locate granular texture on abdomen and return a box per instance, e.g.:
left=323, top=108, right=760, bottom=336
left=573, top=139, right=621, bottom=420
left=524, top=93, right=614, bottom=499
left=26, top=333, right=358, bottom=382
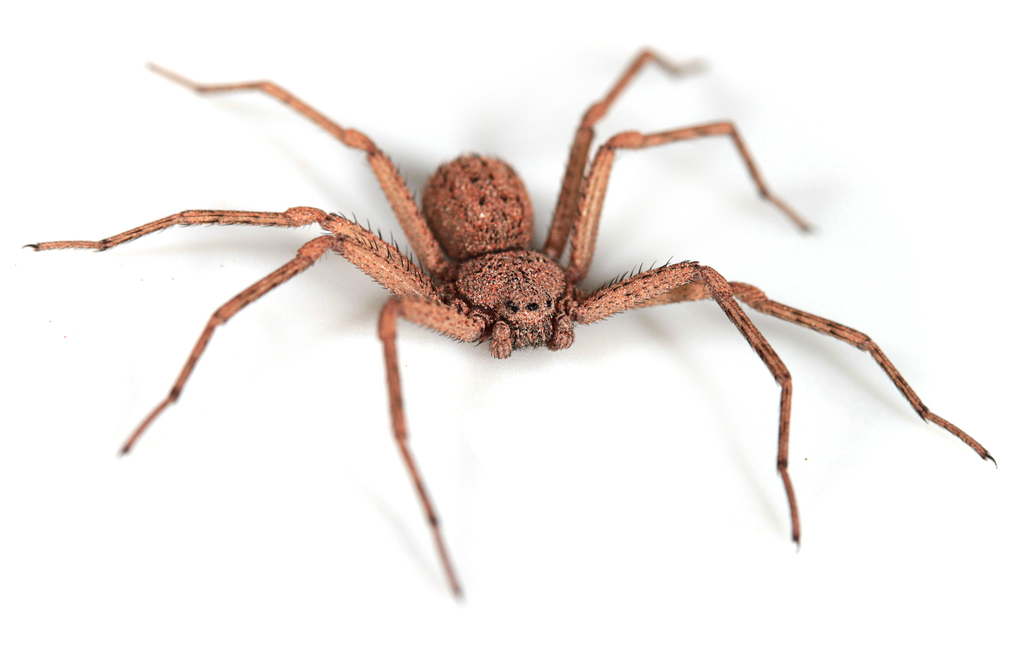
left=422, top=155, right=534, bottom=260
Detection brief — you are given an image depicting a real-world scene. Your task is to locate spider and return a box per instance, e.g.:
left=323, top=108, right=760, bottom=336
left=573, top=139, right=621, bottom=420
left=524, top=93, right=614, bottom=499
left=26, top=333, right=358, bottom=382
left=30, top=50, right=993, bottom=598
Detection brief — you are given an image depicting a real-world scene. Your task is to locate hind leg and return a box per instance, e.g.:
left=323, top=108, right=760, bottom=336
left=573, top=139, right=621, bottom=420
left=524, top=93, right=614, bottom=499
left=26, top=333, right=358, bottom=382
left=577, top=263, right=801, bottom=543
left=147, top=64, right=453, bottom=279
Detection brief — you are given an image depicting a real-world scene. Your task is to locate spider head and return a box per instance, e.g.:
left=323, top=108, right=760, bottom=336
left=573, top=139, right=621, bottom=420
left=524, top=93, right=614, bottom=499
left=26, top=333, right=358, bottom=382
left=455, top=250, right=573, bottom=357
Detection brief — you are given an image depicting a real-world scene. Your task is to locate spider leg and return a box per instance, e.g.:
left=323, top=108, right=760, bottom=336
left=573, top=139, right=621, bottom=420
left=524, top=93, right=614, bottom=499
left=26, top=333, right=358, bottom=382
left=31, top=205, right=444, bottom=302
left=567, top=124, right=809, bottom=282
left=118, top=235, right=339, bottom=454
left=378, top=297, right=487, bottom=598
left=728, top=282, right=994, bottom=464
left=28, top=207, right=330, bottom=251
left=575, top=260, right=703, bottom=324
left=146, top=64, right=454, bottom=280
left=637, top=279, right=994, bottom=463
left=108, top=203, right=445, bottom=453
left=576, top=263, right=801, bottom=545
left=544, top=49, right=704, bottom=259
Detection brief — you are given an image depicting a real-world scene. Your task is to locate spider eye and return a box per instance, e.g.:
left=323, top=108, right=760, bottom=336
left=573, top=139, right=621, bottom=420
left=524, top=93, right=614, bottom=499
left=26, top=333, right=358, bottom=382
left=506, top=302, right=519, bottom=314
left=526, top=302, right=539, bottom=311
left=546, top=299, right=552, bottom=309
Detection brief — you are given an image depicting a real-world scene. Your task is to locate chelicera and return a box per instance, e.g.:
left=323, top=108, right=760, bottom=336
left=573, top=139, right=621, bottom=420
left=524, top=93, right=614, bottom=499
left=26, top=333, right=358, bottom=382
left=30, top=51, right=994, bottom=597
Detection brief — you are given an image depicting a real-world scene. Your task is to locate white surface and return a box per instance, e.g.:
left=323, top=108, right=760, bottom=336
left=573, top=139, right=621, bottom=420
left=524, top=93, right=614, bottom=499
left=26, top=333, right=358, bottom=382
left=3, top=1, right=1021, bottom=652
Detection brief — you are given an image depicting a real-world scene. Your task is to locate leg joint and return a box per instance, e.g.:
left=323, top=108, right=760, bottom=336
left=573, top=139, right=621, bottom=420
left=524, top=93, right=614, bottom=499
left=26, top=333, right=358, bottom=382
left=606, top=131, right=644, bottom=149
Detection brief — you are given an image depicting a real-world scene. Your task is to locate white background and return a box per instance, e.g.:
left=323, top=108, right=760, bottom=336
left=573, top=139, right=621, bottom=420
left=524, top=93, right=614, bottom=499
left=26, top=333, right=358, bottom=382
left=3, top=1, right=1021, bottom=652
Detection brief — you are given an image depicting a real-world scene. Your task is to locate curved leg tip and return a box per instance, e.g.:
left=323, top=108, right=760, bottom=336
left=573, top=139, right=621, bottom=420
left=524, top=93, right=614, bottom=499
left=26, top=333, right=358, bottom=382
left=146, top=62, right=196, bottom=91
left=146, top=62, right=172, bottom=79
left=763, top=193, right=813, bottom=233
left=783, top=208, right=813, bottom=234
left=675, top=57, right=709, bottom=77
left=146, top=62, right=174, bottom=77
left=23, top=243, right=40, bottom=251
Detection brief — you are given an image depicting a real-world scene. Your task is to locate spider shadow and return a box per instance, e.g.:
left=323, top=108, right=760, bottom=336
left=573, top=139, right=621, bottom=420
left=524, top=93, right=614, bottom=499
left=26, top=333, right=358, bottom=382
left=747, top=308, right=922, bottom=425
left=627, top=305, right=790, bottom=538
left=740, top=306, right=957, bottom=485
left=619, top=295, right=930, bottom=539
left=352, top=476, right=444, bottom=592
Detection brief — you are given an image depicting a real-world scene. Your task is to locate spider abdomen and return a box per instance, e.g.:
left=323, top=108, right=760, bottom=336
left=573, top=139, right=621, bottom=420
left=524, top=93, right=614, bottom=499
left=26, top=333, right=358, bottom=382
left=422, top=155, right=533, bottom=261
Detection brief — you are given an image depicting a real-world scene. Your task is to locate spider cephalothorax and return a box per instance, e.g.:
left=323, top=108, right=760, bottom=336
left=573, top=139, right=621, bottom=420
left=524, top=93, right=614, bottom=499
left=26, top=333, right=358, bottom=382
left=451, top=246, right=574, bottom=357
left=31, top=52, right=993, bottom=599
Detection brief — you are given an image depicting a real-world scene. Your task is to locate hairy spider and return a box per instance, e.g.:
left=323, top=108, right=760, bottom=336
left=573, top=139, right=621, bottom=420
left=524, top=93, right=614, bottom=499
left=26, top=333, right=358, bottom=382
left=30, top=51, right=993, bottom=598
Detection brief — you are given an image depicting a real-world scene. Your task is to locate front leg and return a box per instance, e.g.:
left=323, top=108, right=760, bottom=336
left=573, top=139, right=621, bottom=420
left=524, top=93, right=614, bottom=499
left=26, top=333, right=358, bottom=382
left=633, top=279, right=994, bottom=463
left=119, top=235, right=341, bottom=454
left=576, top=263, right=801, bottom=545
left=729, top=282, right=993, bottom=463
left=29, top=206, right=332, bottom=252
left=377, top=297, right=486, bottom=597
left=575, top=260, right=702, bottom=323
left=37, top=204, right=446, bottom=455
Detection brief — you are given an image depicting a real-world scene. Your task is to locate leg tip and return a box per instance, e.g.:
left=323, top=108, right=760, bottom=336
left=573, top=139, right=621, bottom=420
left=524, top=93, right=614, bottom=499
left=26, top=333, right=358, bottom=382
left=119, top=436, right=138, bottom=457
left=23, top=243, right=40, bottom=251
left=675, top=57, right=709, bottom=77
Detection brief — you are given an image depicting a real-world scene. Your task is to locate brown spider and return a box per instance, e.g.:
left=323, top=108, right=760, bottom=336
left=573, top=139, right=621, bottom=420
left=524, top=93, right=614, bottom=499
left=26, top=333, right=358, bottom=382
left=30, top=51, right=993, bottom=598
